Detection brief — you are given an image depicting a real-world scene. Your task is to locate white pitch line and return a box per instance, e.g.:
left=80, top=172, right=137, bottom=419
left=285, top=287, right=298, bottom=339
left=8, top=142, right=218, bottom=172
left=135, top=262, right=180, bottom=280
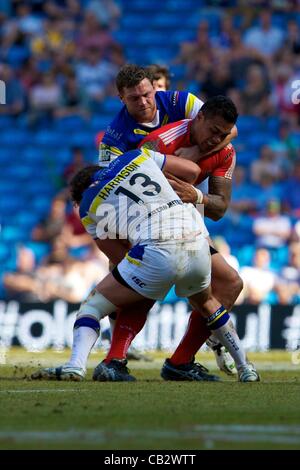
left=0, top=426, right=300, bottom=446
left=0, top=389, right=82, bottom=393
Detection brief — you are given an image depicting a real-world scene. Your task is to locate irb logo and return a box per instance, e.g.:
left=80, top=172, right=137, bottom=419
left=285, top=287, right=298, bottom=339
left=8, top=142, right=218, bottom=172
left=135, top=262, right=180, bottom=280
left=0, top=79, right=6, bottom=104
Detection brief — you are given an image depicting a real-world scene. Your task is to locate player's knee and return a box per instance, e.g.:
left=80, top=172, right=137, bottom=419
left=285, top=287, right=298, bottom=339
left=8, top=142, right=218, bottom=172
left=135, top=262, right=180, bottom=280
left=77, top=289, right=117, bottom=322
left=232, top=272, right=243, bottom=297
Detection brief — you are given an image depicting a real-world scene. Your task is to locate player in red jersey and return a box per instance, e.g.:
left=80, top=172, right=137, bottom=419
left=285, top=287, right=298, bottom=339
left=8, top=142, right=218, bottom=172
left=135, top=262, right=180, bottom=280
left=92, top=96, right=258, bottom=382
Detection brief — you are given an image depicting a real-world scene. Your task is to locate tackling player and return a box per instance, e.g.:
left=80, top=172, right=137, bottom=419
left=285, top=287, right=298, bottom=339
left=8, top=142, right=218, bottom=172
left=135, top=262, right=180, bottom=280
left=32, top=148, right=259, bottom=383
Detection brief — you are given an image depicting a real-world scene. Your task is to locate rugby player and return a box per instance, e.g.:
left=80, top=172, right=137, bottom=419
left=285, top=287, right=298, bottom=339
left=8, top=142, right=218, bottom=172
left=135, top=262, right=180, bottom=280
left=98, top=65, right=240, bottom=375
left=94, top=96, right=258, bottom=382
left=32, top=147, right=259, bottom=383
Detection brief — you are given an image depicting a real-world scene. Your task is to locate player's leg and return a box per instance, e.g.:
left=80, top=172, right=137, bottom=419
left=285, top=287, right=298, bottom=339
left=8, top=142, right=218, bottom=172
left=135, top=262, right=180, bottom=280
left=206, top=249, right=243, bottom=374
left=188, top=292, right=260, bottom=382
left=31, top=273, right=145, bottom=381
left=161, top=236, right=221, bottom=382
left=104, top=299, right=154, bottom=363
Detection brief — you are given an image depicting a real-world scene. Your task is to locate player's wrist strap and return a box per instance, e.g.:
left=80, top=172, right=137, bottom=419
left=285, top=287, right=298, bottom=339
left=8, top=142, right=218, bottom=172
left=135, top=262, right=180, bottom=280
left=194, top=188, right=203, bottom=204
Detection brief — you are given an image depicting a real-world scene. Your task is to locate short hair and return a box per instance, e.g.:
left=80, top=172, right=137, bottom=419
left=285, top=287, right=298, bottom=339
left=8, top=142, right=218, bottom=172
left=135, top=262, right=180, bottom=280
left=116, top=64, right=153, bottom=93
left=69, top=165, right=101, bottom=205
left=201, top=95, right=238, bottom=124
left=145, top=64, right=171, bottom=89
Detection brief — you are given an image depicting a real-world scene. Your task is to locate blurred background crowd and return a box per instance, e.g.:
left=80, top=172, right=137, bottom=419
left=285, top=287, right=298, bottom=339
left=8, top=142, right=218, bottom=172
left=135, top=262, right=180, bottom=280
left=0, top=0, right=300, bottom=306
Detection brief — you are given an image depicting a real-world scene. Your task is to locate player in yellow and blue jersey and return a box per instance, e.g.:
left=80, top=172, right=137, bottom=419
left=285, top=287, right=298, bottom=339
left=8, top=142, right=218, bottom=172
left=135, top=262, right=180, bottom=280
left=99, top=64, right=204, bottom=166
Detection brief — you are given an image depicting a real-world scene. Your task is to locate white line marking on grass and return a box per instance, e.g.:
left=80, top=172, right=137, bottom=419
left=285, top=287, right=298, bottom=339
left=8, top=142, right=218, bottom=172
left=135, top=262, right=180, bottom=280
left=0, top=389, right=80, bottom=393
left=0, top=425, right=300, bottom=446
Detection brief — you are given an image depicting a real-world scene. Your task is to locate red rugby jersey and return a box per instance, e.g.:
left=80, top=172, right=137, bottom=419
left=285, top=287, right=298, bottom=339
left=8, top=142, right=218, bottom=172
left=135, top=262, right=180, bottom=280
left=139, top=119, right=236, bottom=185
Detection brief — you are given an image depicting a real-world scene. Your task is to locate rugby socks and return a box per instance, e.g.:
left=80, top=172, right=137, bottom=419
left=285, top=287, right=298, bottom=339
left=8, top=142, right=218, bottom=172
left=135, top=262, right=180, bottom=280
left=206, top=306, right=247, bottom=369
left=169, top=310, right=210, bottom=366
left=66, top=317, right=100, bottom=370
left=109, top=312, right=117, bottom=335
left=104, top=308, right=148, bottom=363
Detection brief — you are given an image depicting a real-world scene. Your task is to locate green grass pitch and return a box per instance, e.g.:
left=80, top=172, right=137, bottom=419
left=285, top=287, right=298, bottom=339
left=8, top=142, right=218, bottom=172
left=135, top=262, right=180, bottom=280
left=0, top=349, right=300, bottom=450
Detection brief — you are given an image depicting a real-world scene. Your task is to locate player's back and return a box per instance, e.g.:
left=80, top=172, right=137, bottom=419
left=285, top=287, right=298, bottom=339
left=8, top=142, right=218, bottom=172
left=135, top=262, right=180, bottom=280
left=80, top=148, right=202, bottom=245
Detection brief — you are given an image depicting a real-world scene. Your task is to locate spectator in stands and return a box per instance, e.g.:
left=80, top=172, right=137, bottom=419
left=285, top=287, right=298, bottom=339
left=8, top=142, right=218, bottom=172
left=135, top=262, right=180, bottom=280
left=29, top=71, right=62, bottom=125
left=54, top=72, right=90, bottom=119
left=275, top=242, right=300, bottom=304
left=200, top=59, right=235, bottom=100
left=230, top=165, right=258, bottom=215
left=63, top=147, right=88, bottom=184
left=0, top=63, right=25, bottom=116
left=251, top=145, right=284, bottom=185
left=32, top=196, right=67, bottom=245
left=283, top=160, right=300, bottom=217
left=75, top=47, right=117, bottom=110
left=86, top=0, right=121, bottom=31
left=253, top=198, right=292, bottom=249
left=213, top=236, right=240, bottom=273
left=76, top=10, right=116, bottom=57
left=240, top=248, right=276, bottom=304
left=243, top=9, right=284, bottom=57
left=253, top=172, right=284, bottom=211
left=239, top=64, right=273, bottom=117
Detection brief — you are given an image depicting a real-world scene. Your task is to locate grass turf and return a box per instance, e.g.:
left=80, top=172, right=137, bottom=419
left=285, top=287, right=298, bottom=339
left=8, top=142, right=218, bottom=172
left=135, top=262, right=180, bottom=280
left=0, top=349, right=300, bottom=450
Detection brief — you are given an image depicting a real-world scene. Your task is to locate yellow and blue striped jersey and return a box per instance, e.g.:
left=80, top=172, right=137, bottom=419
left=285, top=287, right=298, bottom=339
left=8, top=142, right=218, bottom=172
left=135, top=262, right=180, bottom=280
left=99, top=90, right=203, bottom=166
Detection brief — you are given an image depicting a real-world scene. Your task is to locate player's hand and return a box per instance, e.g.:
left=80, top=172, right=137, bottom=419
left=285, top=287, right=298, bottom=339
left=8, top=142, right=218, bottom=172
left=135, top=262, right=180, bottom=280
left=165, top=173, right=198, bottom=203
left=174, top=146, right=201, bottom=162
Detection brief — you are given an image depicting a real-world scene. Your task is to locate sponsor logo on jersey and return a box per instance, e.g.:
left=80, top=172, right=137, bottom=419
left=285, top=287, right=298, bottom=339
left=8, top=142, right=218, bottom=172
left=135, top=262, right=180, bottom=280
left=106, top=126, right=123, bottom=141
left=172, top=91, right=179, bottom=107
left=133, top=129, right=149, bottom=136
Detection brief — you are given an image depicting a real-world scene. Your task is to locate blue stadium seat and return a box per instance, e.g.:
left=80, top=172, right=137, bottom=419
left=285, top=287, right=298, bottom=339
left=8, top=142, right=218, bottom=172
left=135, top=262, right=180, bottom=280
left=31, top=197, right=52, bottom=217
left=25, top=242, right=50, bottom=263
left=237, top=116, right=261, bottom=133
left=34, top=130, right=63, bottom=147
left=101, top=97, right=123, bottom=114
left=1, top=130, right=30, bottom=146
left=237, top=245, right=255, bottom=267
left=68, top=131, right=95, bottom=148
left=0, top=243, right=9, bottom=263
left=244, top=132, right=273, bottom=150
left=1, top=225, right=28, bottom=243
left=0, top=115, right=13, bottom=128
left=90, top=115, right=110, bottom=132
left=237, top=150, right=258, bottom=167
left=54, top=115, right=88, bottom=132
left=6, top=45, right=30, bottom=68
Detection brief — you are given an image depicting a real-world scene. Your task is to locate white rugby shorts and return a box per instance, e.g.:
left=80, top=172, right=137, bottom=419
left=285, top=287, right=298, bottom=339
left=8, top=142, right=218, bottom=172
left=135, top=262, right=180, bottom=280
left=116, top=235, right=211, bottom=300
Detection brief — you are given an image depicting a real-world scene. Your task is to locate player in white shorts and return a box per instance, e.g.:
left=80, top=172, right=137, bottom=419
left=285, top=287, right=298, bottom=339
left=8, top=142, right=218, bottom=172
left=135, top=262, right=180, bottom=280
left=32, top=148, right=259, bottom=383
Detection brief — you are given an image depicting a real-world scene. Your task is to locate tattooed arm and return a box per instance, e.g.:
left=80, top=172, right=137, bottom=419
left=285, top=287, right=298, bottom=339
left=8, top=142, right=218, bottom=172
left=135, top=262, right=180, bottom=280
left=167, top=174, right=232, bottom=221
left=203, top=176, right=232, bottom=221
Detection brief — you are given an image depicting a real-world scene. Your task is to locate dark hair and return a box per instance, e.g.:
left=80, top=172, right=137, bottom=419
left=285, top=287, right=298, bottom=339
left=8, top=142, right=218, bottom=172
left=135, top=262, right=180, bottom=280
left=145, top=64, right=171, bottom=89
left=69, top=165, right=101, bottom=205
left=116, top=64, right=153, bottom=93
left=201, top=95, right=238, bottom=124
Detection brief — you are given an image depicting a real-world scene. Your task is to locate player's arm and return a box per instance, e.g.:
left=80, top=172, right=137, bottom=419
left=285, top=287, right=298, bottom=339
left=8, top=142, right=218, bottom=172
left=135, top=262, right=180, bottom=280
left=204, top=176, right=232, bottom=220
left=166, top=174, right=232, bottom=221
left=163, top=154, right=200, bottom=184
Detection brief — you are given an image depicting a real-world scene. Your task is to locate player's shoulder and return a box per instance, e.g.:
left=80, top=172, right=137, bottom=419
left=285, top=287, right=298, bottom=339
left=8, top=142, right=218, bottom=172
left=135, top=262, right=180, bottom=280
left=156, top=90, right=189, bottom=107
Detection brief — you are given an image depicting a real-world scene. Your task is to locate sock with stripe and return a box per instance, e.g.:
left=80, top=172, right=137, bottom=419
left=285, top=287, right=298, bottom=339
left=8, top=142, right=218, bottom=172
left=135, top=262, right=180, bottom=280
left=206, top=306, right=247, bottom=369
left=66, top=317, right=100, bottom=370
left=169, top=310, right=210, bottom=366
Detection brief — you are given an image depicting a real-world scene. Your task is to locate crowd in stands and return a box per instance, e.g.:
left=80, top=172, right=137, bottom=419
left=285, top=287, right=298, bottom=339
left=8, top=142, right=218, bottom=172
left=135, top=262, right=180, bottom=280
left=0, top=0, right=300, bottom=306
